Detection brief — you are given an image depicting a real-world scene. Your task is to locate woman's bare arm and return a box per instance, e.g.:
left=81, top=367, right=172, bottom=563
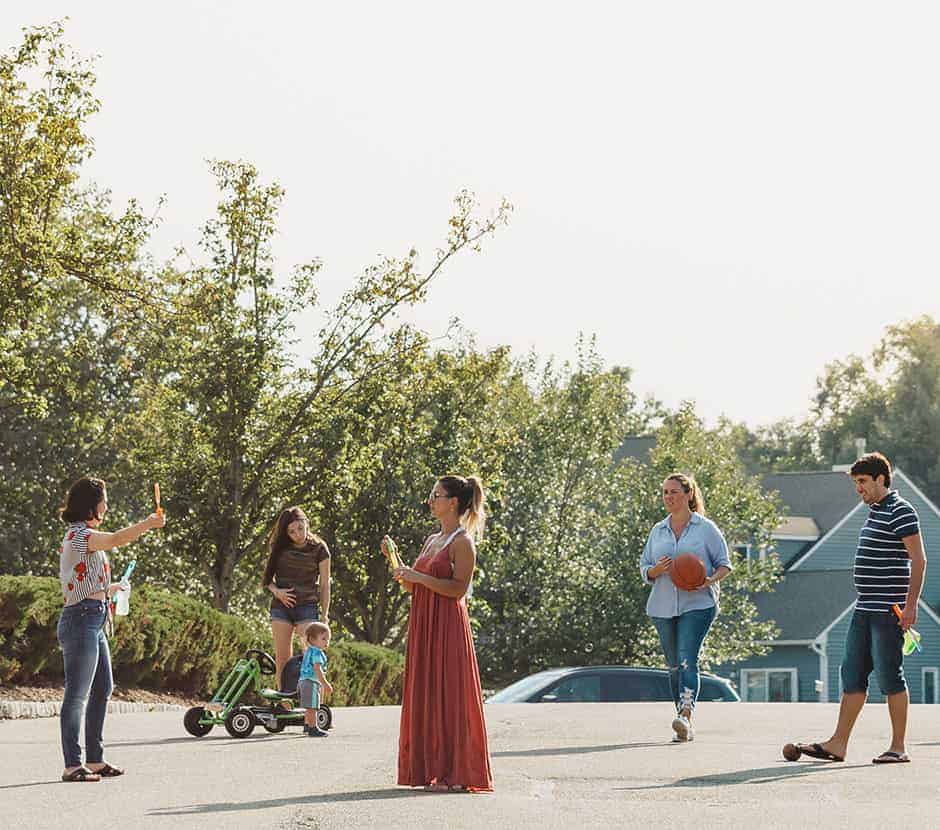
left=87, top=513, right=164, bottom=552
left=319, top=558, right=331, bottom=620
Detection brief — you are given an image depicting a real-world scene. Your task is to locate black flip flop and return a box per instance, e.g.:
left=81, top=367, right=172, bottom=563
left=797, top=742, right=844, bottom=762
left=62, top=766, right=101, bottom=782
left=90, top=763, right=124, bottom=777
left=872, top=751, right=910, bottom=764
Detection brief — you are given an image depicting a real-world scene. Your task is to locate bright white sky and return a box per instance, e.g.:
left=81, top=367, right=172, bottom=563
left=4, top=3, right=938, bottom=426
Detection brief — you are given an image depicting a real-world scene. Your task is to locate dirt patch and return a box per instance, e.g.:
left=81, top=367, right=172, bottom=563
left=0, top=683, right=201, bottom=707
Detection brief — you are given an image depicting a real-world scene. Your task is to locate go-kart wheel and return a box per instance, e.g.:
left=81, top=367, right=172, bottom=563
left=245, top=649, right=277, bottom=676
left=262, top=717, right=286, bottom=734
left=317, top=704, right=332, bottom=731
left=224, top=707, right=257, bottom=738
left=184, top=706, right=213, bottom=737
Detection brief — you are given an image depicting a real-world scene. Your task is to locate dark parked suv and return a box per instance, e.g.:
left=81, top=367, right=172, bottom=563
left=486, top=666, right=739, bottom=703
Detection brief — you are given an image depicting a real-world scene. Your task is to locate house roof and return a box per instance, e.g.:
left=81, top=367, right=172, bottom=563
left=774, top=516, right=820, bottom=539
left=616, top=436, right=656, bottom=465
left=761, top=471, right=859, bottom=536
left=752, top=570, right=858, bottom=641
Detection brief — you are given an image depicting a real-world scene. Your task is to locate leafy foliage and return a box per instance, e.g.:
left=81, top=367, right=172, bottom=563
left=0, top=575, right=403, bottom=701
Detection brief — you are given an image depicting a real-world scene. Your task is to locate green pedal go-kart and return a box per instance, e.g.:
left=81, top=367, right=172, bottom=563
left=183, top=649, right=333, bottom=738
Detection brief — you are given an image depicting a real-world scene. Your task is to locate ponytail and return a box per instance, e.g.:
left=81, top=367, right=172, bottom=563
left=438, top=474, right=487, bottom=541
left=666, top=473, right=706, bottom=516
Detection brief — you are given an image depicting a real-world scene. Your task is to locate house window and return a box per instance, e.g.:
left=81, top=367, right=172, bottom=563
left=924, top=668, right=938, bottom=704
left=740, top=668, right=798, bottom=702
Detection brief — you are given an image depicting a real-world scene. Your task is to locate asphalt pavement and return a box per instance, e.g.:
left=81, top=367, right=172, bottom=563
left=2, top=702, right=938, bottom=829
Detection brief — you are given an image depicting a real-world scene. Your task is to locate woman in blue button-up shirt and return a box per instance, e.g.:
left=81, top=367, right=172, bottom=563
left=639, top=473, right=732, bottom=743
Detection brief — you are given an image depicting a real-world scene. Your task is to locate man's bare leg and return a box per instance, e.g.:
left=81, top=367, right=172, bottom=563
left=803, top=691, right=866, bottom=759
left=884, top=689, right=909, bottom=755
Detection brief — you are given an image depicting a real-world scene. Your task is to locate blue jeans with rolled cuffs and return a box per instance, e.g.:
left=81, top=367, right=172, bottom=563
left=57, top=599, right=113, bottom=768
left=651, top=605, right=717, bottom=713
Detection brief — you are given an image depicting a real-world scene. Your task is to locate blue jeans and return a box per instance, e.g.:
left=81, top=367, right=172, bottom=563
left=841, top=609, right=906, bottom=696
left=651, top=606, right=717, bottom=712
left=57, top=599, right=113, bottom=768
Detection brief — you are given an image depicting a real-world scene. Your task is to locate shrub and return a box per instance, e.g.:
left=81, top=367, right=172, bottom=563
left=0, top=576, right=403, bottom=703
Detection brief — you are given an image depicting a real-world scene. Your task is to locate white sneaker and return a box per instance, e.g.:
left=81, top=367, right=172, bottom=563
left=672, top=714, right=691, bottom=741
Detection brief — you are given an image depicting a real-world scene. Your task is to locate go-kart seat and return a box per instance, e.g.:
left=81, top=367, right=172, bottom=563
left=261, top=653, right=320, bottom=699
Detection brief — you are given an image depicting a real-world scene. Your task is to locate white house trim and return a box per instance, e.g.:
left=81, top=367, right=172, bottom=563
left=896, top=469, right=940, bottom=522
left=756, top=639, right=814, bottom=646
left=789, top=501, right=866, bottom=571
left=917, top=598, right=940, bottom=627
left=815, top=601, right=857, bottom=640
left=812, top=632, right=828, bottom=701
left=773, top=535, right=820, bottom=542
left=923, top=667, right=939, bottom=704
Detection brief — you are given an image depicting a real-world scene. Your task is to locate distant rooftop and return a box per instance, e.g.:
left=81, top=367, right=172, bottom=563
left=615, top=436, right=656, bottom=465
left=774, top=516, right=820, bottom=539
left=761, top=471, right=858, bottom=536
left=753, top=569, right=857, bottom=641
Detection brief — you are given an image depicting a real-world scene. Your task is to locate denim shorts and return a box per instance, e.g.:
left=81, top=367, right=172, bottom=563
left=841, top=609, right=906, bottom=696
left=270, top=601, right=319, bottom=625
left=297, top=677, right=320, bottom=708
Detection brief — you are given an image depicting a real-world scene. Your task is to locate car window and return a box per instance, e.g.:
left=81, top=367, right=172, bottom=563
left=601, top=672, right=672, bottom=702
left=541, top=673, right=601, bottom=702
left=487, top=671, right=566, bottom=703
left=699, top=677, right=732, bottom=701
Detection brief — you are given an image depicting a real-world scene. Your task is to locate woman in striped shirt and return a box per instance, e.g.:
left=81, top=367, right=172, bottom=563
left=57, top=477, right=165, bottom=782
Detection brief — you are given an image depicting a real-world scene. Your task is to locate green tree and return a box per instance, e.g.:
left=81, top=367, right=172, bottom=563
left=0, top=23, right=155, bottom=410
left=123, top=160, right=511, bottom=611
left=475, top=386, right=782, bottom=683
left=289, top=340, right=516, bottom=644
left=0, top=281, right=146, bottom=574
left=474, top=343, right=657, bottom=680
left=810, top=316, right=940, bottom=501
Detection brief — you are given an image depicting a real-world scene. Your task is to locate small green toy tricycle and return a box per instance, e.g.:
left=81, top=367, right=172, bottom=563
left=183, top=649, right=332, bottom=738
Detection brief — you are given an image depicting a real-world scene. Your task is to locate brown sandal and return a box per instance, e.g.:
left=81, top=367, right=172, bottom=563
left=62, top=766, right=101, bottom=782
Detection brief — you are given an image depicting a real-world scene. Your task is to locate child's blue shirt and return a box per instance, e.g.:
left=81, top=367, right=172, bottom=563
left=300, top=645, right=328, bottom=681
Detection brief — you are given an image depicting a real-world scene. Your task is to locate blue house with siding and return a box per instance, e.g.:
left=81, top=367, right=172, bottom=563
left=714, top=468, right=940, bottom=704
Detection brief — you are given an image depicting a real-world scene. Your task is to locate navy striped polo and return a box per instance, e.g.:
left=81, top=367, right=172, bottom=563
left=853, top=490, right=920, bottom=612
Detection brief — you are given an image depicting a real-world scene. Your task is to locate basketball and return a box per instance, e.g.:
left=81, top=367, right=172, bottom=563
left=782, top=742, right=801, bottom=762
left=671, top=552, right=706, bottom=591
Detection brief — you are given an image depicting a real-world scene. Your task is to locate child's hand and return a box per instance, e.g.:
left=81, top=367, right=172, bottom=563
left=323, top=681, right=334, bottom=697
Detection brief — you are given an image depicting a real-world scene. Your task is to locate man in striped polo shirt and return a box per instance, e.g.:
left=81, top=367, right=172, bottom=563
left=798, top=452, right=926, bottom=764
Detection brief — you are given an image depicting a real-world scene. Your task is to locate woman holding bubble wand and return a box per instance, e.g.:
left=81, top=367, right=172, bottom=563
left=56, top=477, right=165, bottom=782
left=386, top=474, right=493, bottom=793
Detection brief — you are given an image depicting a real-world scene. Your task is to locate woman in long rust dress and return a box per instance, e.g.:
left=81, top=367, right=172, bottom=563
left=388, top=474, right=493, bottom=793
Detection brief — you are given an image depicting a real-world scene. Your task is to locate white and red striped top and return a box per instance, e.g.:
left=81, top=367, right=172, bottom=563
left=59, top=522, right=110, bottom=606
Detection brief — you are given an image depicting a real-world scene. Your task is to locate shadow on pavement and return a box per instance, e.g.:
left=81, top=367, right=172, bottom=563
left=109, top=734, right=294, bottom=748
left=149, top=788, right=428, bottom=815
left=617, top=762, right=872, bottom=790
left=493, top=741, right=669, bottom=758
left=0, top=780, right=62, bottom=791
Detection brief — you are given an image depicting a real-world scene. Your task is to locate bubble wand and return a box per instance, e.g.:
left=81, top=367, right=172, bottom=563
left=382, top=535, right=404, bottom=581
left=892, top=603, right=923, bottom=655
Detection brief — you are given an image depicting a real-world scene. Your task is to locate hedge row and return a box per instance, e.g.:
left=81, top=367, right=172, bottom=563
left=0, top=576, right=403, bottom=704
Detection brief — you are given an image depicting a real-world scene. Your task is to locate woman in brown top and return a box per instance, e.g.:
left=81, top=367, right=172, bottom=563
left=262, top=507, right=331, bottom=687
